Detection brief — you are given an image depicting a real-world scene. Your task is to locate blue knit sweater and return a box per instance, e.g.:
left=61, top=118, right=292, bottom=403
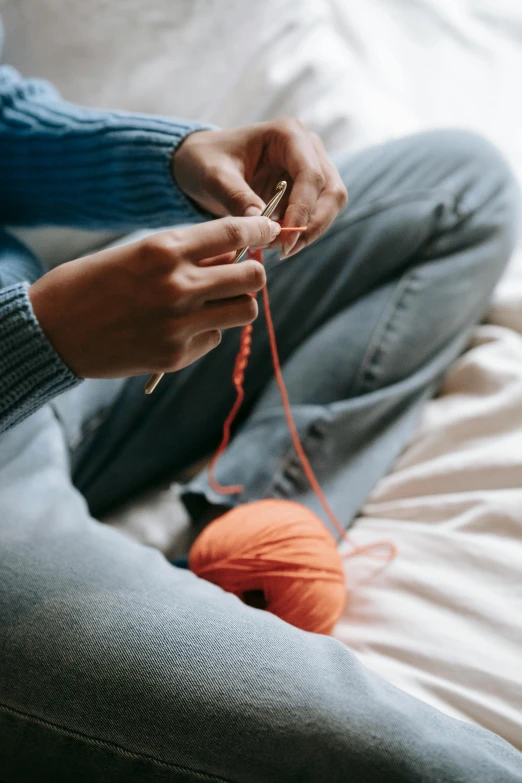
left=0, top=65, right=212, bottom=434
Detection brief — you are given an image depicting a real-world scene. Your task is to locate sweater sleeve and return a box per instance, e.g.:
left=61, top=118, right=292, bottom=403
left=0, top=65, right=214, bottom=229
left=0, top=65, right=217, bottom=433
left=0, top=281, right=80, bottom=435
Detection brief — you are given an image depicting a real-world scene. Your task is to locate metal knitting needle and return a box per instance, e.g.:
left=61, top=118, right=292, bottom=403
left=144, top=181, right=288, bottom=395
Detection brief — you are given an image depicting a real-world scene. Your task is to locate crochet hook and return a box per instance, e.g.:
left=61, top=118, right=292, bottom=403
left=233, top=180, right=287, bottom=263
left=144, top=181, right=288, bottom=394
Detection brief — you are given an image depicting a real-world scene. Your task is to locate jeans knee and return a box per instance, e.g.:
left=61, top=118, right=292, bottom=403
left=410, top=129, right=519, bottom=297
left=425, top=129, right=519, bottom=234
left=420, top=129, right=512, bottom=182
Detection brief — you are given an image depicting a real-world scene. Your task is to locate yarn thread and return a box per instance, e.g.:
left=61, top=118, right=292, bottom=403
left=190, top=227, right=397, bottom=634
left=207, top=231, right=397, bottom=563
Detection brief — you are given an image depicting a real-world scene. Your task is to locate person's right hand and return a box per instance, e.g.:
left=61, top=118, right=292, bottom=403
left=28, top=216, right=280, bottom=379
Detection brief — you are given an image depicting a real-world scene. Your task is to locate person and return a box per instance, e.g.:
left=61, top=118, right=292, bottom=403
left=0, top=52, right=521, bottom=781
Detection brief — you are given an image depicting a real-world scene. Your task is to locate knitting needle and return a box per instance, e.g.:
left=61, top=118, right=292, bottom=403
left=144, top=181, right=288, bottom=394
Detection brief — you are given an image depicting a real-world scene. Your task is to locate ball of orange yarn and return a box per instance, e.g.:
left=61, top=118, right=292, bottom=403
left=189, top=499, right=347, bottom=635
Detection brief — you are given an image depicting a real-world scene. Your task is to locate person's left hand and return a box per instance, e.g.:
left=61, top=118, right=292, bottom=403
left=173, top=120, right=348, bottom=259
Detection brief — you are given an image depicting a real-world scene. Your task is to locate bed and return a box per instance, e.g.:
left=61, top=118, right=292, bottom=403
left=2, top=0, right=521, bottom=752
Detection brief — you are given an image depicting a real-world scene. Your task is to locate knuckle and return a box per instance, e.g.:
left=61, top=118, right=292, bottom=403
left=140, top=232, right=181, bottom=266
left=168, top=273, right=184, bottom=299
left=309, top=167, right=326, bottom=191
left=168, top=267, right=198, bottom=299
left=332, top=184, right=348, bottom=208
left=278, top=116, right=305, bottom=139
left=245, top=260, right=265, bottom=291
left=291, top=201, right=311, bottom=221
left=224, top=185, right=249, bottom=209
left=257, top=217, right=273, bottom=246
left=138, top=236, right=162, bottom=263
left=223, top=218, right=245, bottom=247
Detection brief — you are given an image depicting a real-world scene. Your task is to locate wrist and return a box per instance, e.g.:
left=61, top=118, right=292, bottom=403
left=171, top=128, right=216, bottom=193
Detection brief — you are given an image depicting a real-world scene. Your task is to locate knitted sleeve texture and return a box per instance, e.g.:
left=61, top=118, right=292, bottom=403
left=0, top=64, right=215, bottom=432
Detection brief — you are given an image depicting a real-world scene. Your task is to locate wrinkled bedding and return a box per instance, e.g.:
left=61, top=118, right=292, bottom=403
left=1, top=0, right=521, bottom=749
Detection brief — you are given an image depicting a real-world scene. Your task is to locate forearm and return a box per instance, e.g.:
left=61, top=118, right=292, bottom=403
left=0, top=66, right=213, bottom=230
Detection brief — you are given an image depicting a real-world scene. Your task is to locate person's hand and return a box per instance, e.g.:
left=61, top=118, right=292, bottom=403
left=28, top=216, right=280, bottom=379
left=173, top=120, right=348, bottom=259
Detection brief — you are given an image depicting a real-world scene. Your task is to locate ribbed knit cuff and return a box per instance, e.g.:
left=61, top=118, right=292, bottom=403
left=0, top=283, right=80, bottom=434
left=0, top=65, right=216, bottom=229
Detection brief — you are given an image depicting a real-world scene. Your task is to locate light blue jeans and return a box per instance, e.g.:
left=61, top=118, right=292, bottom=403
left=1, top=131, right=521, bottom=781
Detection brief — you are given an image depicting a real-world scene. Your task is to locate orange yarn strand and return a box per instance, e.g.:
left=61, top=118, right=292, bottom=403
left=207, top=323, right=252, bottom=494
left=207, top=230, right=397, bottom=564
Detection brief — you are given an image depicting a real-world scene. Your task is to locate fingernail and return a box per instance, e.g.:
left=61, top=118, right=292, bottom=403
left=269, top=220, right=282, bottom=239
left=281, top=232, right=300, bottom=259
left=287, top=238, right=306, bottom=258
left=244, top=206, right=262, bottom=217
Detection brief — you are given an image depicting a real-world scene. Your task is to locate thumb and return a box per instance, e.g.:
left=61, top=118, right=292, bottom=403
left=208, top=164, right=265, bottom=217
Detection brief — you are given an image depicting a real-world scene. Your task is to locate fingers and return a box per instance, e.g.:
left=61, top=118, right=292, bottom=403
left=201, top=259, right=266, bottom=301
left=258, top=120, right=347, bottom=258
left=185, top=330, right=223, bottom=365
left=277, top=124, right=325, bottom=255
left=198, top=251, right=235, bottom=268
left=180, top=216, right=280, bottom=262
left=204, top=161, right=266, bottom=217
left=192, top=295, right=259, bottom=332
left=285, top=136, right=348, bottom=258
left=302, top=136, right=348, bottom=246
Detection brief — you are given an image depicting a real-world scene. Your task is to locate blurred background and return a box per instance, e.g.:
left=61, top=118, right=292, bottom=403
left=2, top=0, right=522, bottom=275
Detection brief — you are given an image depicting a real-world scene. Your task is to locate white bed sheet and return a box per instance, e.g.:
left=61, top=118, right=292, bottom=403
left=2, top=0, right=522, bottom=749
left=325, top=0, right=522, bottom=750
left=336, top=320, right=522, bottom=750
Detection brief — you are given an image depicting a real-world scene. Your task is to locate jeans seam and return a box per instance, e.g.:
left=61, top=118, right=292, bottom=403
left=351, top=270, right=421, bottom=396
left=0, top=700, right=237, bottom=783
left=234, top=434, right=295, bottom=502
left=263, top=441, right=299, bottom=499
left=263, top=421, right=328, bottom=501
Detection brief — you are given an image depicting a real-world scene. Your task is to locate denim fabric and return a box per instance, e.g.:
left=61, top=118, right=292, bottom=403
left=1, top=130, right=521, bottom=781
